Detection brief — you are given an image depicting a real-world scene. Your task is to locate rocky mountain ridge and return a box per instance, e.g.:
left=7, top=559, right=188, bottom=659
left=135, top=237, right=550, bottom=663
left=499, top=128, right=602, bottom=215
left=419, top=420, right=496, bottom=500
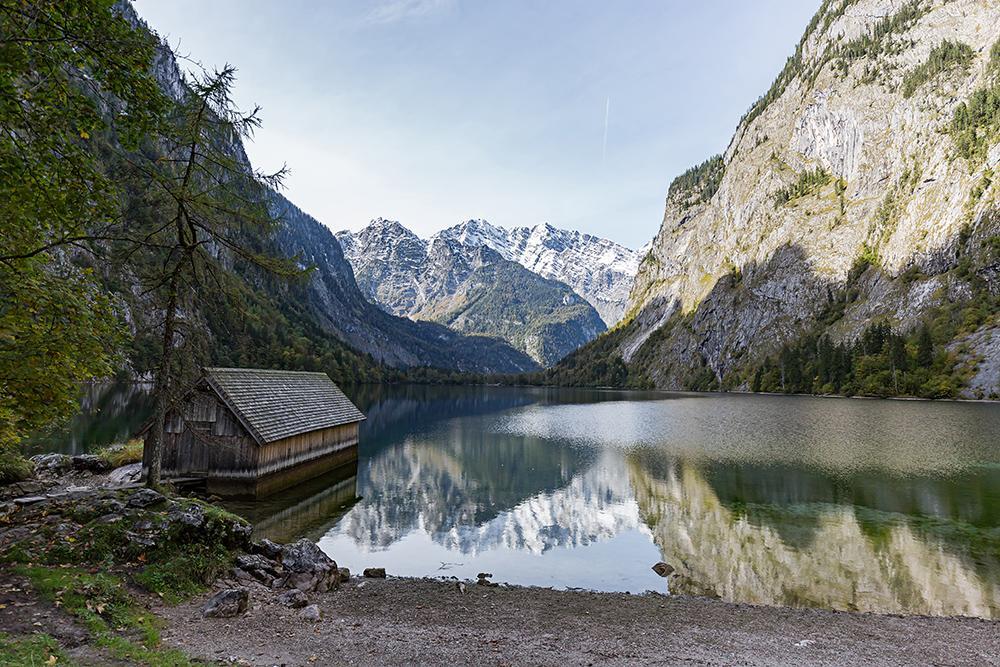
left=436, top=219, right=646, bottom=326
left=563, top=0, right=1000, bottom=397
left=337, top=219, right=606, bottom=366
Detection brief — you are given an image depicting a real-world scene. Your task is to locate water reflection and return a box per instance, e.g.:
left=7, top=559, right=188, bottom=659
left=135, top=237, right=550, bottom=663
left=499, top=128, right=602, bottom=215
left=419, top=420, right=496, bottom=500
left=26, top=382, right=155, bottom=455
left=630, top=458, right=1000, bottom=618
left=38, top=383, right=1000, bottom=617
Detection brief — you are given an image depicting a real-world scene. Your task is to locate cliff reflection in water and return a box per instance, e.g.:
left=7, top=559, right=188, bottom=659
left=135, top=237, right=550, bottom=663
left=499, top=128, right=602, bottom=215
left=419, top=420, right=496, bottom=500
left=630, top=455, right=1000, bottom=618
left=219, top=387, right=1000, bottom=616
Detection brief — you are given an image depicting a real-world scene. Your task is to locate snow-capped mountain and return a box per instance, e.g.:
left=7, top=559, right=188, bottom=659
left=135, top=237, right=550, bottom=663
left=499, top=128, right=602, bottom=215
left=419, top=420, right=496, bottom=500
left=337, top=219, right=606, bottom=366
left=436, top=219, right=647, bottom=326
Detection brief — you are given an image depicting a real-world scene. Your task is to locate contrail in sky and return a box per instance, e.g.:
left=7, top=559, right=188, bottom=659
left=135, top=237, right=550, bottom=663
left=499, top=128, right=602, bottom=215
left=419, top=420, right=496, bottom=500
left=602, top=96, right=610, bottom=163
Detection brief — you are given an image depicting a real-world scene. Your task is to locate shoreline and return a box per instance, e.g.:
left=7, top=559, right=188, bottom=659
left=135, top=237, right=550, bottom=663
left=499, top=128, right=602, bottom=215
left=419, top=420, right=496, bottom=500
left=3, top=469, right=999, bottom=665
left=156, top=575, right=1000, bottom=666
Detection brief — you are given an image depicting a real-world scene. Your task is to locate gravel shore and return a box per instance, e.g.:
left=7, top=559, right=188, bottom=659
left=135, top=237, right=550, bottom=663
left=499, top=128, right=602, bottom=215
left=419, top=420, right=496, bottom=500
left=157, top=577, right=1000, bottom=666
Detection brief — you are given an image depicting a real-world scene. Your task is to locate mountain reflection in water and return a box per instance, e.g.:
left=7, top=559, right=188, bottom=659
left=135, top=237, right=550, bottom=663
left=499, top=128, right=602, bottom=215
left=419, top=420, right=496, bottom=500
left=42, top=383, right=1000, bottom=617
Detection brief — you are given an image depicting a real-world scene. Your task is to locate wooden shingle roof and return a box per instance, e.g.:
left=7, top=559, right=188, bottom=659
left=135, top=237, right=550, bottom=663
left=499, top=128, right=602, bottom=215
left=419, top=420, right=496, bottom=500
left=203, top=367, right=365, bottom=445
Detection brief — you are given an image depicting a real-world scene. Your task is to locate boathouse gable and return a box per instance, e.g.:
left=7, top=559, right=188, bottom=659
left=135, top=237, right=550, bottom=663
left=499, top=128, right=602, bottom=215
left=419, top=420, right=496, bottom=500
left=143, top=367, right=365, bottom=497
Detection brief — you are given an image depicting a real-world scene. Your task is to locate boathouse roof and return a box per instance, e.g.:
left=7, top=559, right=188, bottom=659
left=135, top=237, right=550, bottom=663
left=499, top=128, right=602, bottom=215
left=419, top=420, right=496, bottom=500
left=202, top=367, right=365, bottom=445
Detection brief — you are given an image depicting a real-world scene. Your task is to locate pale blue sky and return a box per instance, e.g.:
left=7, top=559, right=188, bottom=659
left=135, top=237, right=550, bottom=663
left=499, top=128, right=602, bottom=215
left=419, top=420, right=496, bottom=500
left=133, top=0, right=821, bottom=248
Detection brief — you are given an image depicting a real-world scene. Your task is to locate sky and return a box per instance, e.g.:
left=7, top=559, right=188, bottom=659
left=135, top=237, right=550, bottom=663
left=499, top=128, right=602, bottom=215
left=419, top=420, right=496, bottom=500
left=133, top=0, right=821, bottom=249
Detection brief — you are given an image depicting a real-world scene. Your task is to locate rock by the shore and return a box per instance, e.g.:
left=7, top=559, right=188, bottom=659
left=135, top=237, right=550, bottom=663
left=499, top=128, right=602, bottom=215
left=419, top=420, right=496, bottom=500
left=234, top=553, right=281, bottom=586
left=108, top=463, right=143, bottom=485
left=12, top=496, right=47, bottom=506
left=71, top=454, right=112, bottom=472
left=299, top=604, right=322, bottom=622
left=202, top=588, right=249, bottom=618
left=652, top=562, right=675, bottom=577
left=127, top=487, right=165, bottom=508
left=363, top=567, right=386, bottom=579
left=31, top=453, right=71, bottom=472
left=279, top=539, right=339, bottom=593
left=251, top=538, right=283, bottom=560
left=337, top=567, right=350, bottom=582
left=278, top=589, right=310, bottom=609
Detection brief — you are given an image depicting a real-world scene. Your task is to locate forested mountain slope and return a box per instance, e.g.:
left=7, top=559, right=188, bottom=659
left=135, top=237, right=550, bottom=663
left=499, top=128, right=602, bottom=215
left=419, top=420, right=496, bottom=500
left=117, top=4, right=537, bottom=379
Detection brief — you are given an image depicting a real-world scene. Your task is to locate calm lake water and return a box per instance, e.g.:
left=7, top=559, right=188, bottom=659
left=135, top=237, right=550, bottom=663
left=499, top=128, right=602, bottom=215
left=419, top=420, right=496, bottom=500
left=33, top=383, right=1000, bottom=618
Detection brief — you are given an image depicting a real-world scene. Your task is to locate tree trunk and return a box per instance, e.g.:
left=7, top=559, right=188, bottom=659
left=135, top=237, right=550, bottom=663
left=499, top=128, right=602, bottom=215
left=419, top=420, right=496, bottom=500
left=145, top=271, right=179, bottom=489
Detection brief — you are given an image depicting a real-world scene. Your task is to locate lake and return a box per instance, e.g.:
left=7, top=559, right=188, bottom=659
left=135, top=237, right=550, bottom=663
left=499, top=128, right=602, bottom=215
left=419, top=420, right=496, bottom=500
left=32, top=383, right=1000, bottom=618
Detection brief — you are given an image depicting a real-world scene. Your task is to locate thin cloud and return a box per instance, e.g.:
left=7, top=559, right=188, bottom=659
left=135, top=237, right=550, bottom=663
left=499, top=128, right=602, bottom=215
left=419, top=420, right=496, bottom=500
left=364, top=0, right=455, bottom=25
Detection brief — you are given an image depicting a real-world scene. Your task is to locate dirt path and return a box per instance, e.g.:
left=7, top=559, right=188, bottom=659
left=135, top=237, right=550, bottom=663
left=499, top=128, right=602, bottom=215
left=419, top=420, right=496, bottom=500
left=157, top=577, right=1000, bottom=666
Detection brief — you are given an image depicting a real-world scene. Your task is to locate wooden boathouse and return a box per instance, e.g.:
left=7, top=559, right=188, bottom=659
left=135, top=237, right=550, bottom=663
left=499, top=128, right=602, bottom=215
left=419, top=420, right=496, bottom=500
left=142, top=367, right=365, bottom=497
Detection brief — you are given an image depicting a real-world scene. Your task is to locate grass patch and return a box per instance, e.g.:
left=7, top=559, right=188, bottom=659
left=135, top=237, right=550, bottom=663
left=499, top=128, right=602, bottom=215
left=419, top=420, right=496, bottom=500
left=17, top=566, right=204, bottom=667
left=0, top=632, right=68, bottom=667
left=94, top=438, right=144, bottom=467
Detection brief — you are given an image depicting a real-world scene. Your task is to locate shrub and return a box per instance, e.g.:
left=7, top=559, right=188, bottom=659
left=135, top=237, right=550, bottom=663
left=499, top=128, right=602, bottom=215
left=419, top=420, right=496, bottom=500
left=0, top=445, right=32, bottom=485
left=773, top=168, right=832, bottom=207
left=95, top=438, right=144, bottom=467
left=901, top=40, right=974, bottom=98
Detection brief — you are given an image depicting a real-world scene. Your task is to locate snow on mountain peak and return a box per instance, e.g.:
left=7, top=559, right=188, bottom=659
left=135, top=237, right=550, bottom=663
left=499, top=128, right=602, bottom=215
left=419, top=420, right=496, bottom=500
left=434, top=220, right=643, bottom=325
left=339, top=218, right=643, bottom=326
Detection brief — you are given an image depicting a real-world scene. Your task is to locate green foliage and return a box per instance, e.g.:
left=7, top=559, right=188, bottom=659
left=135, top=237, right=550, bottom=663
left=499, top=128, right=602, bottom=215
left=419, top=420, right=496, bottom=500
left=528, top=327, right=630, bottom=387
left=668, top=155, right=725, bottom=206
left=841, top=1, right=928, bottom=84
left=950, top=84, right=1000, bottom=167
left=0, top=0, right=163, bottom=455
left=773, top=168, right=833, bottom=207
left=0, top=260, right=124, bottom=453
left=0, top=447, right=32, bottom=485
left=749, top=320, right=960, bottom=398
left=901, top=40, right=974, bottom=98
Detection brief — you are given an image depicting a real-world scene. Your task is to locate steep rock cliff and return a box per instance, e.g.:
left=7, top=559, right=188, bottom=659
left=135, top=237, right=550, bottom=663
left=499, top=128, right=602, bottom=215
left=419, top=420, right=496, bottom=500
left=615, top=0, right=1000, bottom=396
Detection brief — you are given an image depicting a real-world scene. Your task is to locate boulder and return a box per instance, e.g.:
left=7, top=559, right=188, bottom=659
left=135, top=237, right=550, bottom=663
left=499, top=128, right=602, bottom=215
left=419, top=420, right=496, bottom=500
left=337, top=567, right=350, bottom=583
left=277, top=589, right=309, bottom=609
left=167, top=504, right=205, bottom=529
left=31, top=453, right=70, bottom=472
left=71, top=454, right=112, bottom=472
left=363, top=567, right=386, bottom=579
left=202, top=588, right=249, bottom=618
left=299, top=604, right=322, bottom=622
left=652, top=562, right=675, bottom=578
left=108, top=463, right=142, bottom=486
left=251, top=538, right=283, bottom=560
left=127, top=488, right=165, bottom=508
left=12, top=496, right=47, bottom=506
left=234, top=553, right=280, bottom=585
left=278, top=539, right=338, bottom=593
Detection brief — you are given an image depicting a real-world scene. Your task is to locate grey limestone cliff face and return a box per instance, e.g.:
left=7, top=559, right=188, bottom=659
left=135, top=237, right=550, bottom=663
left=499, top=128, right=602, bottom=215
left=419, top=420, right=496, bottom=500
left=623, top=0, right=1000, bottom=395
